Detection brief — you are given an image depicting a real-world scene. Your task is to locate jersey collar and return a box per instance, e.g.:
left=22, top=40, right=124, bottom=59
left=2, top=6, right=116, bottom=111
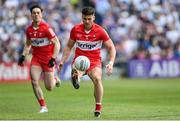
left=83, top=23, right=95, bottom=33
left=31, top=21, right=43, bottom=30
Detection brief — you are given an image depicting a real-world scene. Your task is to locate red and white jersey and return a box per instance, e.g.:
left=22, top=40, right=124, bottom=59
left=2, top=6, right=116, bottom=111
left=70, top=23, right=110, bottom=63
left=26, top=21, right=56, bottom=63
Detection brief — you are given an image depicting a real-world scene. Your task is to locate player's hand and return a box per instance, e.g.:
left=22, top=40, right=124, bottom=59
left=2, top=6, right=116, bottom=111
left=48, top=58, right=55, bottom=67
left=105, top=62, right=113, bottom=76
left=59, top=62, right=64, bottom=72
left=18, top=55, right=25, bottom=66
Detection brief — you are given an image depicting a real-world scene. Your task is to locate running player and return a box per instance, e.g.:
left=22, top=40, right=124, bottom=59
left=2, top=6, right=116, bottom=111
left=18, top=4, right=61, bottom=113
left=59, top=6, right=116, bottom=117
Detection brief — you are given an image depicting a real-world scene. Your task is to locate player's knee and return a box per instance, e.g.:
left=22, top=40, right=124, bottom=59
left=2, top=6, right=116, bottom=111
left=45, top=85, right=53, bottom=91
left=44, top=82, right=54, bottom=91
left=93, top=77, right=102, bottom=86
left=31, top=80, right=38, bottom=86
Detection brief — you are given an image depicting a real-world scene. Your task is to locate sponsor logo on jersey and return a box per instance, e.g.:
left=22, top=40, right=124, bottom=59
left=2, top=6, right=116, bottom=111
left=31, top=38, right=51, bottom=46
left=76, top=40, right=102, bottom=50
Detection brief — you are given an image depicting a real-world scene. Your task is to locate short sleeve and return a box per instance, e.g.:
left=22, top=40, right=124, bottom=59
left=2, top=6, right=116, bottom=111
left=26, top=29, right=30, bottom=40
left=101, top=29, right=110, bottom=42
left=46, top=27, right=56, bottom=40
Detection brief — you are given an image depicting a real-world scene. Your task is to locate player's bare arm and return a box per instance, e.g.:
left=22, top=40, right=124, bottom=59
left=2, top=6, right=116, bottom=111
left=47, top=36, right=60, bottom=67
left=59, top=38, right=75, bottom=70
left=104, top=39, right=116, bottom=76
left=51, top=36, right=60, bottom=58
left=22, top=39, right=31, bottom=56
left=18, top=39, right=31, bottom=66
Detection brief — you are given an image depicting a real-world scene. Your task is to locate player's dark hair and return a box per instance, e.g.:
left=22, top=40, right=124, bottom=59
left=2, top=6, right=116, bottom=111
left=82, top=6, right=95, bottom=15
left=30, top=4, right=43, bottom=13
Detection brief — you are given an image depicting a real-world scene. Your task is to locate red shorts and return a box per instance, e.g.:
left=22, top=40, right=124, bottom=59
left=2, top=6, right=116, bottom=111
left=86, top=60, right=101, bottom=73
left=31, top=56, right=54, bottom=72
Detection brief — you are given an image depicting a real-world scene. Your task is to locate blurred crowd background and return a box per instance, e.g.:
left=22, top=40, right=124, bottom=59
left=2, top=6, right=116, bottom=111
left=0, top=0, right=180, bottom=77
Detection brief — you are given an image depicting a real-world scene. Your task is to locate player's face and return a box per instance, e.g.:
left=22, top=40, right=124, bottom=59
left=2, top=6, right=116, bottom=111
left=82, top=14, right=95, bottom=30
left=31, top=8, right=42, bottom=23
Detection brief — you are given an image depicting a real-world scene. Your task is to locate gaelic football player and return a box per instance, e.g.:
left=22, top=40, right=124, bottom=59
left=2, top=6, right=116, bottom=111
left=18, top=4, right=61, bottom=113
left=59, top=6, right=116, bottom=117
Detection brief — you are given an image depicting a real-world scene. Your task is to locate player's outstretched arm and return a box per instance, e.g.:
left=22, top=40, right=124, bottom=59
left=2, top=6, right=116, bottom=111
left=104, top=39, right=116, bottom=76
left=59, top=39, right=75, bottom=71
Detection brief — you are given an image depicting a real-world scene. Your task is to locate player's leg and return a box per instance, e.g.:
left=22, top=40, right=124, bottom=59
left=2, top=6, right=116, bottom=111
left=54, top=67, right=61, bottom=87
left=88, top=67, right=103, bottom=117
left=43, top=64, right=61, bottom=91
left=30, top=65, right=48, bottom=113
left=43, top=71, right=56, bottom=91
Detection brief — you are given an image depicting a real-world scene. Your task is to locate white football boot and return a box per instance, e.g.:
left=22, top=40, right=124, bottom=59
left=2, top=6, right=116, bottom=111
left=39, top=106, right=48, bottom=113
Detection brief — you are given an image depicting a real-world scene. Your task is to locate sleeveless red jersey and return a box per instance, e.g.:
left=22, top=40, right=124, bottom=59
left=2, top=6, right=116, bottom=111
left=70, top=23, right=110, bottom=63
left=26, top=21, right=56, bottom=63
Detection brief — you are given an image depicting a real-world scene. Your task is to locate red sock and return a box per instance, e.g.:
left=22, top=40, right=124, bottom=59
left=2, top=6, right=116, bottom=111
left=95, top=103, right=102, bottom=112
left=38, top=99, right=46, bottom=107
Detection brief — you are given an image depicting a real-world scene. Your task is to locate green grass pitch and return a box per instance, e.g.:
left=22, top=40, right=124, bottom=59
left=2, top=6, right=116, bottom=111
left=0, top=78, right=180, bottom=120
